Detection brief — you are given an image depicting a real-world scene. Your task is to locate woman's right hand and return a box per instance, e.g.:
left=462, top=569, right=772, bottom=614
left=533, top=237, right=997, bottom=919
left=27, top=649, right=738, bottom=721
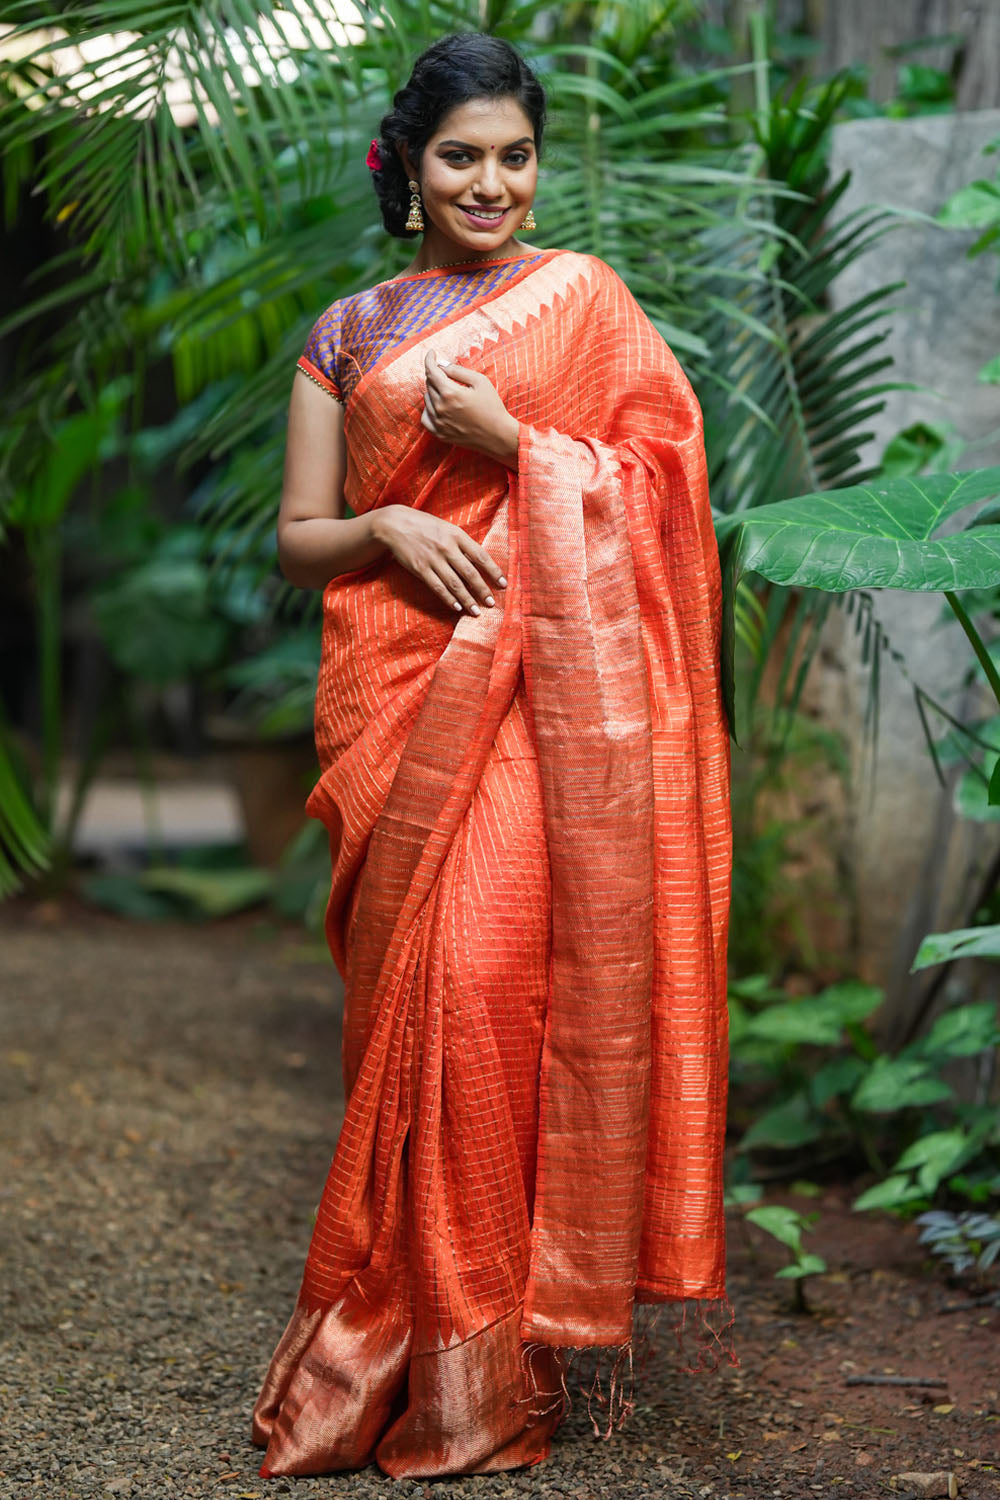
left=371, top=504, right=507, bottom=617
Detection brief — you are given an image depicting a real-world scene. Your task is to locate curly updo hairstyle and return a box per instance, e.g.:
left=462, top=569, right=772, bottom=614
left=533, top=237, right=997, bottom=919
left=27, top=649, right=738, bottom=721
left=371, top=32, right=546, bottom=239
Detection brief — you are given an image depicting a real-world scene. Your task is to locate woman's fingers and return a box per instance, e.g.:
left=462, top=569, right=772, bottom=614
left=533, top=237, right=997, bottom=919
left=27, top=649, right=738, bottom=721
left=433, top=556, right=489, bottom=615
left=458, top=533, right=508, bottom=590
left=422, top=568, right=464, bottom=613
left=445, top=548, right=497, bottom=608
left=424, top=350, right=451, bottom=395
left=385, top=476, right=506, bottom=612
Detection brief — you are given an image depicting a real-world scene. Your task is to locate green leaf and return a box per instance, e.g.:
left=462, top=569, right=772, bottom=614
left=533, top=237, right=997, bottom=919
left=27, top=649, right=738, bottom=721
left=775, top=1253, right=827, bottom=1278
left=850, top=1057, right=953, bottom=1113
left=91, top=557, right=232, bottom=684
left=936, top=180, right=1000, bottom=230
left=141, top=866, right=271, bottom=917
left=990, top=756, right=1000, bottom=807
left=745, top=1204, right=805, bottom=1252
left=852, top=1174, right=928, bottom=1211
left=723, top=1182, right=765, bottom=1206
left=743, top=1002, right=843, bottom=1046
left=894, top=1129, right=971, bottom=1194
left=809, top=1054, right=868, bottom=1107
left=81, top=871, right=177, bottom=921
left=979, top=354, right=1000, bottom=385
left=717, top=467, right=1000, bottom=741
left=8, top=408, right=112, bottom=532
left=881, top=421, right=952, bottom=477
left=717, top=468, right=1000, bottom=594
left=912, top=1001, right=1000, bottom=1059
left=911, top=924, right=1000, bottom=968
left=738, top=1093, right=823, bottom=1150
left=955, top=762, right=1000, bottom=822
left=742, top=980, right=883, bottom=1048
left=816, top=980, right=885, bottom=1025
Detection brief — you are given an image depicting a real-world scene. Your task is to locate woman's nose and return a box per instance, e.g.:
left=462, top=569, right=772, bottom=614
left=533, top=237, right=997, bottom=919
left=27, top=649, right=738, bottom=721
left=472, top=159, right=503, bottom=196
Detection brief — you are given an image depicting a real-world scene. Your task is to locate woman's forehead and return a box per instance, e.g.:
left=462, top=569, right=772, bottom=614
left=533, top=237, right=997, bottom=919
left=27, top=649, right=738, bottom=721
left=431, top=96, right=534, bottom=144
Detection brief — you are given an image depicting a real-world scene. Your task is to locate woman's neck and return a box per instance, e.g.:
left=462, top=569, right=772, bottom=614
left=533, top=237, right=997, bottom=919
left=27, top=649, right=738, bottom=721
left=402, top=228, right=527, bottom=274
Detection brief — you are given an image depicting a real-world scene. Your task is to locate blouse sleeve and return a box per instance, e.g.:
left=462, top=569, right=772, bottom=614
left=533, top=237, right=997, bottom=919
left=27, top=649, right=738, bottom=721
left=297, top=300, right=345, bottom=404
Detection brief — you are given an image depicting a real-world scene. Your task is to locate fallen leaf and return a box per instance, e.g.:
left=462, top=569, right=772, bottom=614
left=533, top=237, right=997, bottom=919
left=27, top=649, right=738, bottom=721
left=933, top=1404, right=955, bottom=1414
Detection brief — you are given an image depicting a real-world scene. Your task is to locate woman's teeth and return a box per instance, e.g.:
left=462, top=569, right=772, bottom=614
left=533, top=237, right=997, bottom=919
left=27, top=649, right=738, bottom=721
left=459, top=206, right=508, bottom=223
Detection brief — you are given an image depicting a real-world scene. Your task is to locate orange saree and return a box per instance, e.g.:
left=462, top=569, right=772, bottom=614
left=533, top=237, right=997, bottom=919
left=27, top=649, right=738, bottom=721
left=252, top=247, right=736, bottom=1480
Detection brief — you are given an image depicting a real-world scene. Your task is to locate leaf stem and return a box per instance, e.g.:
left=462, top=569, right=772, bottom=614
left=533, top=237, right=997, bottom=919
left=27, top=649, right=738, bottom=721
left=748, top=1, right=770, bottom=139
left=944, top=590, right=1000, bottom=711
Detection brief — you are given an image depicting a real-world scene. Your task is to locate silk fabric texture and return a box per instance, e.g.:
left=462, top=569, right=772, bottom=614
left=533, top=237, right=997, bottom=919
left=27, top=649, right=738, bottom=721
left=252, top=248, right=735, bottom=1479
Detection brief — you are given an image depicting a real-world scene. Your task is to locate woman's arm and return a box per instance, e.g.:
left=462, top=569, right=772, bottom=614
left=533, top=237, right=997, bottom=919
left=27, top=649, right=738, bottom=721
left=277, top=370, right=507, bottom=612
left=276, top=373, right=388, bottom=590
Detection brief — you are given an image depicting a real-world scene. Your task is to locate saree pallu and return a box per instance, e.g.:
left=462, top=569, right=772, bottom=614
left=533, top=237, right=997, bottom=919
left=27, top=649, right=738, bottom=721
left=252, top=247, right=736, bottom=1480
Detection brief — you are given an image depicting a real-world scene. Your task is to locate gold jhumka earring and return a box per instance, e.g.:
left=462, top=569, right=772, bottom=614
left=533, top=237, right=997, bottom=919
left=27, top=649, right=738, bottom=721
left=519, top=207, right=537, bottom=231
left=405, top=180, right=425, bottom=232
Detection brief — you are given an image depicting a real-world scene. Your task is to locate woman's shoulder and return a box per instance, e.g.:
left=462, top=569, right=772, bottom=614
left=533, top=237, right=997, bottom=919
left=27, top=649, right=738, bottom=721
left=305, top=284, right=369, bottom=334
left=546, top=249, right=634, bottom=297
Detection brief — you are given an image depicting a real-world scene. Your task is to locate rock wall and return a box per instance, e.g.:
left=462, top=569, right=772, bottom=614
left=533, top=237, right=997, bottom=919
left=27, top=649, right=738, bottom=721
left=808, top=111, right=1000, bottom=1042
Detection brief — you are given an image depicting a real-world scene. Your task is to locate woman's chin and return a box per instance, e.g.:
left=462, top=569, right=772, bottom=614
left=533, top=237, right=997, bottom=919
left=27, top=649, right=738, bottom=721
left=438, top=234, right=517, bottom=261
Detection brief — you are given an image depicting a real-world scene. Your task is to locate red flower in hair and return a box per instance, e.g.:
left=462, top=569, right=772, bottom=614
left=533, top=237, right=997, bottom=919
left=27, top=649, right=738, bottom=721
left=366, top=139, right=382, bottom=171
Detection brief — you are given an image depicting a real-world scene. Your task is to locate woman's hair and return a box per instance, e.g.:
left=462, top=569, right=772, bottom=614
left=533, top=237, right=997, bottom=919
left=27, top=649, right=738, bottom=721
left=371, top=32, right=546, bottom=239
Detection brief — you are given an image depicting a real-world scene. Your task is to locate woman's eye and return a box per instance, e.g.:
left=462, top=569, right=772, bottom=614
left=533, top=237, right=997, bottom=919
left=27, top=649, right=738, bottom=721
left=442, top=150, right=531, bottom=165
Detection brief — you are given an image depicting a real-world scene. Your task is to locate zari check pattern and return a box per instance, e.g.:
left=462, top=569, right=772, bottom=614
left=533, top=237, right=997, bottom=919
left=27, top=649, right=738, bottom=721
left=254, top=248, right=736, bottom=1482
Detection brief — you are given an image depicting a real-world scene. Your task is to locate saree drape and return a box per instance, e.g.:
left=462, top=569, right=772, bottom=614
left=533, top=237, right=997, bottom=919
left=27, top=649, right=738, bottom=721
left=252, top=247, right=736, bottom=1480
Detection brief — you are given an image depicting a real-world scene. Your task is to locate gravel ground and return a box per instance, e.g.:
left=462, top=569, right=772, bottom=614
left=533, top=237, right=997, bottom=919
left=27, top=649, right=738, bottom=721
left=5, top=905, right=998, bottom=1500
left=0, top=908, right=728, bottom=1500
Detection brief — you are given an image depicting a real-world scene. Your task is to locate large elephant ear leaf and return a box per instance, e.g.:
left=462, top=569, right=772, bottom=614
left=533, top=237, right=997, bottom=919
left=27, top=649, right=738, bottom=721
left=716, top=467, right=1000, bottom=742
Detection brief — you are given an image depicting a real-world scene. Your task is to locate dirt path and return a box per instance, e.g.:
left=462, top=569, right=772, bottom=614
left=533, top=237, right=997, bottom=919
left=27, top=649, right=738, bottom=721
left=1, top=905, right=997, bottom=1499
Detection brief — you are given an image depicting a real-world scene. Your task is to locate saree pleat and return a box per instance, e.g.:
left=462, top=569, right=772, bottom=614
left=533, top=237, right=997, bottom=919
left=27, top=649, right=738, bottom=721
left=253, top=248, right=735, bottom=1479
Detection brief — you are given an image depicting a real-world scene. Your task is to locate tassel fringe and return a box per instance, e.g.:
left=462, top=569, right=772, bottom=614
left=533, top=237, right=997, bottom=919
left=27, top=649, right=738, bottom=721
left=517, top=1294, right=739, bottom=1440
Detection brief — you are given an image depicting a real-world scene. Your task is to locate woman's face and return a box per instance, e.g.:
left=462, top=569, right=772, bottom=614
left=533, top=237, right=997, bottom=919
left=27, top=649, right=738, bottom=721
left=403, top=96, right=538, bottom=253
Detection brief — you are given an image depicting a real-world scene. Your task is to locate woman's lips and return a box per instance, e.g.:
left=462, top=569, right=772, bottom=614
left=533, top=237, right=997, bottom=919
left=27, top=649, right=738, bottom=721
left=456, top=205, right=510, bottom=228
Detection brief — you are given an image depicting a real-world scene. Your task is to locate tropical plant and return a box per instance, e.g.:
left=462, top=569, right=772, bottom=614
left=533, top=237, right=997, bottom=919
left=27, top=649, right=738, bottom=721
left=1, top=0, right=791, bottom=893
left=2, top=0, right=998, bottom=904
left=915, top=1209, right=1000, bottom=1281
left=936, top=132, right=1000, bottom=388
left=716, top=468, right=1000, bottom=749
left=742, top=1203, right=827, bottom=1312
left=0, top=385, right=124, bottom=894
left=727, top=966, right=1000, bottom=1214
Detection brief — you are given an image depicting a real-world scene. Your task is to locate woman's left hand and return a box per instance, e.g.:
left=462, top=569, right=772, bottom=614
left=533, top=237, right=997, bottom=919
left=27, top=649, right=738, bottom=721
left=422, top=351, right=520, bottom=469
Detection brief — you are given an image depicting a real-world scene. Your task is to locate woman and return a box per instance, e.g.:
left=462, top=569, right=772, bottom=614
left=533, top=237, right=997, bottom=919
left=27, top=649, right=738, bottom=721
left=252, top=30, right=736, bottom=1483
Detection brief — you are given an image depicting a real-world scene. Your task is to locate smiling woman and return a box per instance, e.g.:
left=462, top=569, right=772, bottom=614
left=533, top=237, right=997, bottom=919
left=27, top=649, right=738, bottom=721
left=400, top=105, right=537, bottom=245
left=251, top=28, right=736, bottom=1486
